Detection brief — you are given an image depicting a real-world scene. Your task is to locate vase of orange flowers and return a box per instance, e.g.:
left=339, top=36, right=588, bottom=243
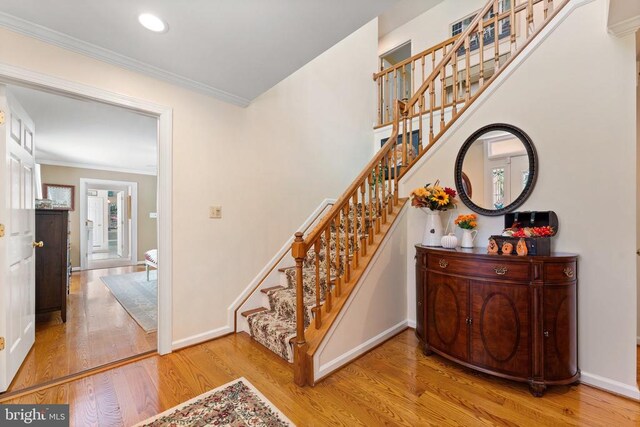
left=455, top=214, right=478, bottom=248
left=410, top=181, right=457, bottom=247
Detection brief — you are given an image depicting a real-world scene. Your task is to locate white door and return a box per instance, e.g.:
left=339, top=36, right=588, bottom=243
left=87, top=195, right=105, bottom=249
left=0, top=86, right=36, bottom=392
left=116, top=191, right=125, bottom=257
left=86, top=219, right=94, bottom=263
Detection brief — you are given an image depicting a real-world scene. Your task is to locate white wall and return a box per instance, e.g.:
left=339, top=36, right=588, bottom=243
left=399, top=0, right=638, bottom=395
left=315, top=205, right=408, bottom=381
left=378, top=0, right=485, bottom=56
left=0, top=18, right=378, bottom=345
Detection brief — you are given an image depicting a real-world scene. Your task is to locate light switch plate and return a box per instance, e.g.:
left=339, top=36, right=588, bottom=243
left=209, top=206, right=222, bottom=219
left=149, top=212, right=158, bottom=219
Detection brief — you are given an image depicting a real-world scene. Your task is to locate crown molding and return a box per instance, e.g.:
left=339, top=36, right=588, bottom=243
left=607, top=14, right=640, bottom=37
left=0, top=12, right=251, bottom=107
left=37, top=158, right=157, bottom=176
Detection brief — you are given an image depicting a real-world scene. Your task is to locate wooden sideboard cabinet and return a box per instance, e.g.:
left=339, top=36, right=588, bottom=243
left=35, top=209, right=70, bottom=322
left=415, top=245, right=579, bottom=396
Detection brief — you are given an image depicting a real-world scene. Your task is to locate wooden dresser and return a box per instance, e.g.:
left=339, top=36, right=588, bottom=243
left=415, top=245, right=579, bottom=396
left=35, top=209, right=70, bottom=322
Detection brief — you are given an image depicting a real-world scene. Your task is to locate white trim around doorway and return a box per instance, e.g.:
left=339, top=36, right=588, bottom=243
left=0, top=62, right=173, bottom=355
left=79, top=178, right=139, bottom=271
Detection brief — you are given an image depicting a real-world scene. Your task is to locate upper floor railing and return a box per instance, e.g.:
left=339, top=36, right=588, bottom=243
left=292, top=0, right=570, bottom=387
left=374, top=0, right=560, bottom=129
left=374, top=35, right=459, bottom=127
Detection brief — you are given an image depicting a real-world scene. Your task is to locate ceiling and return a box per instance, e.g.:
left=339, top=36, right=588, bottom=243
left=0, top=0, right=403, bottom=106
left=10, top=85, right=158, bottom=175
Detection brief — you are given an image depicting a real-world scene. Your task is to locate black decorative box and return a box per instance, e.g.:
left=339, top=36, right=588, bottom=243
left=490, top=211, right=558, bottom=256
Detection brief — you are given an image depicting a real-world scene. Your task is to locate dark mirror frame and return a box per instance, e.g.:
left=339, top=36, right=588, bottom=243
left=454, top=123, right=538, bottom=216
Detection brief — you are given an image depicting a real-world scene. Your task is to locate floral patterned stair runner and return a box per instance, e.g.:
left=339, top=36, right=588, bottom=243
left=246, top=203, right=373, bottom=362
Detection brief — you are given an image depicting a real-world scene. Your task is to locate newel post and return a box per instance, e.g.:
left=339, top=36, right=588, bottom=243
left=292, top=232, right=309, bottom=386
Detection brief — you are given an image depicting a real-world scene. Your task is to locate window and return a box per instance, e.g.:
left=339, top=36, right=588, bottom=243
left=451, top=1, right=512, bottom=54
left=521, top=170, right=529, bottom=190
left=492, top=167, right=505, bottom=209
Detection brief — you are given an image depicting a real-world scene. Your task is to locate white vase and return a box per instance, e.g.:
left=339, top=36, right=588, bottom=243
left=421, top=208, right=443, bottom=247
left=460, top=229, right=478, bottom=248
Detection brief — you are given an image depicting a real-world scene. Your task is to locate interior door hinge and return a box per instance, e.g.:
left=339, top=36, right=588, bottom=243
left=0, top=111, right=5, bottom=125
left=0, top=224, right=4, bottom=238
left=0, top=337, right=5, bottom=351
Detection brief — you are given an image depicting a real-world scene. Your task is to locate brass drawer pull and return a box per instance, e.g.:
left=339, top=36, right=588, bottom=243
left=563, top=267, right=574, bottom=279
left=494, top=266, right=508, bottom=275
left=438, top=259, right=448, bottom=268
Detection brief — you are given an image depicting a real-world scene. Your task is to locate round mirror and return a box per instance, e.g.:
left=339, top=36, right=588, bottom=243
left=454, top=124, right=537, bottom=216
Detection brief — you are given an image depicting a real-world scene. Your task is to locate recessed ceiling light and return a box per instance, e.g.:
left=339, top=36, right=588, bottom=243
left=138, top=13, right=168, bottom=33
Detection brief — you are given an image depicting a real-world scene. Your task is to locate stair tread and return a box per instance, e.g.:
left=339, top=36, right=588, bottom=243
left=241, top=307, right=268, bottom=317
left=277, top=266, right=295, bottom=273
left=261, top=285, right=285, bottom=294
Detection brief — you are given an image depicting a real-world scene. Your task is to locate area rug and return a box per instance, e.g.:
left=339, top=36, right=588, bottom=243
left=100, top=270, right=157, bottom=333
left=134, top=377, right=294, bottom=426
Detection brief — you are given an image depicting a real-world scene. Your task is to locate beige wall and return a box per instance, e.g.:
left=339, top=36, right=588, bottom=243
left=0, top=18, right=378, bottom=343
left=378, top=0, right=485, bottom=56
left=401, top=0, right=638, bottom=391
left=40, top=165, right=157, bottom=267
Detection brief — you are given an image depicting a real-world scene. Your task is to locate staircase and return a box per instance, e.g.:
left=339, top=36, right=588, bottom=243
left=237, top=0, right=571, bottom=386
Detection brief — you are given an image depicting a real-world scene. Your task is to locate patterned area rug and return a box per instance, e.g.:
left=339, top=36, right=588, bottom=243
left=100, top=270, right=157, bottom=333
left=134, top=377, right=294, bottom=426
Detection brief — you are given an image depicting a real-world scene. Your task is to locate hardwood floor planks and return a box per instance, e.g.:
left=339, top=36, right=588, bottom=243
left=1, top=331, right=638, bottom=426
left=4, top=266, right=157, bottom=394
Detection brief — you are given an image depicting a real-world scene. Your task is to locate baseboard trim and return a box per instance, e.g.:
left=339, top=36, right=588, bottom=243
left=315, top=320, right=409, bottom=382
left=407, top=319, right=416, bottom=328
left=171, top=326, right=234, bottom=351
left=580, top=371, right=640, bottom=401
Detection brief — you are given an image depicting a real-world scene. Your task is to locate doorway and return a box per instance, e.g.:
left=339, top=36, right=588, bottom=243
left=81, top=179, right=138, bottom=270
left=0, top=74, right=170, bottom=395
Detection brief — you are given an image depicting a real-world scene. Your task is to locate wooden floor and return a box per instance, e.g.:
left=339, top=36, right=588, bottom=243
left=3, top=330, right=638, bottom=426
left=5, top=266, right=157, bottom=393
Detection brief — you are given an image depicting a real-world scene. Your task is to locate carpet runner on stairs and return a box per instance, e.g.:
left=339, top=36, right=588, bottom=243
left=246, top=203, right=374, bottom=362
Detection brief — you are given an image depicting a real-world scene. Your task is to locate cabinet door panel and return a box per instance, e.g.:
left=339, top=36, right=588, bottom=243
left=470, top=281, right=530, bottom=377
left=427, top=272, right=468, bottom=361
left=543, top=284, right=578, bottom=380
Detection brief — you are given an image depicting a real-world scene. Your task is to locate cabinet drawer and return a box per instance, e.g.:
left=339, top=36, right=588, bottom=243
left=544, top=262, right=576, bottom=282
left=428, top=256, right=531, bottom=281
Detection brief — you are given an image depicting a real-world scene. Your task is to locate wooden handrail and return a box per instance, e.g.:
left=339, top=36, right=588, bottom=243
left=397, top=0, right=567, bottom=178
left=404, top=0, right=495, bottom=111
left=302, top=100, right=404, bottom=248
left=373, top=35, right=460, bottom=80
left=293, top=0, right=569, bottom=386
left=374, top=0, right=553, bottom=128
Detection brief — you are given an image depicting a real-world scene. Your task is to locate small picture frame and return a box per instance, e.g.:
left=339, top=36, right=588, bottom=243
left=43, top=184, right=75, bottom=210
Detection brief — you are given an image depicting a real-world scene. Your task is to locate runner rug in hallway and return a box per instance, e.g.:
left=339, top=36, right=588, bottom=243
left=134, top=377, right=294, bottom=426
left=100, top=270, right=157, bottom=333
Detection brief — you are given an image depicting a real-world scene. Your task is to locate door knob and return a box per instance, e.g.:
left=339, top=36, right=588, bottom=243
left=32, top=241, right=44, bottom=248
